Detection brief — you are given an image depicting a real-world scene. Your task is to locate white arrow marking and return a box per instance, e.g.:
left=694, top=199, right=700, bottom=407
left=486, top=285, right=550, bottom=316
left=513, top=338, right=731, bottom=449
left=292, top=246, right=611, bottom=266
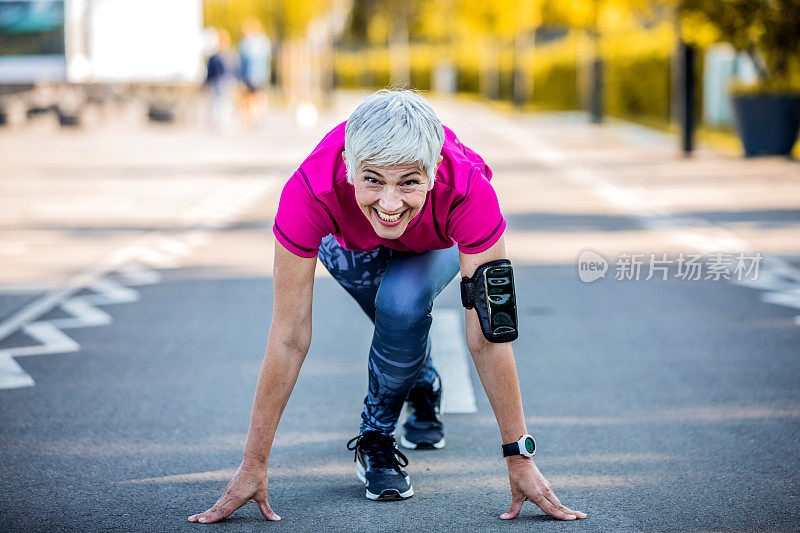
left=87, top=278, right=140, bottom=304
left=0, top=179, right=278, bottom=390
left=116, top=262, right=162, bottom=286
left=54, top=298, right=113, bottom=329
left=0, top=322, right=81, bottom=390
left=0, top=355, right=35, bottom=389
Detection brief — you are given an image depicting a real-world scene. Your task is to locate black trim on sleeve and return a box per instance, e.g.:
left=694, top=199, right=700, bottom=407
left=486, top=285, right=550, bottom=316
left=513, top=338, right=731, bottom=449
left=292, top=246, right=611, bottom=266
left=459, top=217, right=504, bottom=249
left=274, top=222, right=318, bottom=254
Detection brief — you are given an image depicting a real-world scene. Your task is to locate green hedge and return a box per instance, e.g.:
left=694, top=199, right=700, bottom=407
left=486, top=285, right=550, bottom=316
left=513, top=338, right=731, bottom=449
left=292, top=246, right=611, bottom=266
left=333, top=24, right=685, bottom=122
left=605, top=54, right=672, bottom=120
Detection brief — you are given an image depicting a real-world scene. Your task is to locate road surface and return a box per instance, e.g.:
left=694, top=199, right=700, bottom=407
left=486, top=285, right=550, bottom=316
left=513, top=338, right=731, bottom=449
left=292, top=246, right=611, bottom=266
left=1, top=93, right=799, bottom=532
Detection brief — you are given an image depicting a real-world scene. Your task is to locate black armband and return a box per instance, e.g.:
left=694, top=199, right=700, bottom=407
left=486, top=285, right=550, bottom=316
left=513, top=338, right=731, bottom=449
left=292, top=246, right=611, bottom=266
left=460, top=259, right=518, bottom=343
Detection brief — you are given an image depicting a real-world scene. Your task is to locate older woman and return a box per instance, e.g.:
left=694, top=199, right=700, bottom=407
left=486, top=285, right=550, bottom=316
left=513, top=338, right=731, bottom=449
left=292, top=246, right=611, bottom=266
left=188, top=89, right=586, bottom=523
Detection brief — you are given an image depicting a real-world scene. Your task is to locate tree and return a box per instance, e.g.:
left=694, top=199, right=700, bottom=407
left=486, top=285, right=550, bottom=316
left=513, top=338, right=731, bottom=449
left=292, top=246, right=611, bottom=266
left=679, top=0, right=800, bottom=84
left=204, top=0, right=331, bottom=41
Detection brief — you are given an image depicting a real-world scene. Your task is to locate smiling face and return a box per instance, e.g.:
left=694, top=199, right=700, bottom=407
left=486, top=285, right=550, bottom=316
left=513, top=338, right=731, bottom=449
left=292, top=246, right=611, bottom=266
left=345, top=152, right=442, bottom=240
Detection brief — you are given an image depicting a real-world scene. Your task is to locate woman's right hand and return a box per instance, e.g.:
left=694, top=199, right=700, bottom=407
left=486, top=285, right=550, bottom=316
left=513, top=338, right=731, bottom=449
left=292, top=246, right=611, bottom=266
left=187, top=459, right=280, bottom=524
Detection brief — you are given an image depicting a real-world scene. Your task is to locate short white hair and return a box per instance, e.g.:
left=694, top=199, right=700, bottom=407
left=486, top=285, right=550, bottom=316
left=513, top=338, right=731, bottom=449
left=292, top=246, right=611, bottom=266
left=344, top=89, right=445, bottom=190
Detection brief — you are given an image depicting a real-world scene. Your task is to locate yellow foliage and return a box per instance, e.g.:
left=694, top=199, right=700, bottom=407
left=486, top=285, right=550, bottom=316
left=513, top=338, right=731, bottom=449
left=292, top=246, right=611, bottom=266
left=680, top=10, right=722, bottom=47
left=543, top=0, right=672, bottom=32
left=453, top=0, right=543, bottom=39
left=600, top=21, right=673, bottom=57
left=367, top=13, right=389, bottom=43
left=203, top=0, right=331, bottom=41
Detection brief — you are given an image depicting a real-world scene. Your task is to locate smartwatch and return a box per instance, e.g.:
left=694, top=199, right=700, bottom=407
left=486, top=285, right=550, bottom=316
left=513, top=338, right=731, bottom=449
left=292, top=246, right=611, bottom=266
left=502, top=434, right=536, bottom=458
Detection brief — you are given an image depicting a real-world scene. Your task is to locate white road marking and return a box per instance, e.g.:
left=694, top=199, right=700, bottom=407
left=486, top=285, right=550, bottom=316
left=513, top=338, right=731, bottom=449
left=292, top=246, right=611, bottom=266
left=56, top=299, right=113, bottom=329
left=0, top=355, right=35, bottom=389
left=761, top=289, right=800, bottom=310
left=0, top=267, right=112, bottom=342
left=152, top=237, right=194, bottom=256
left=116, top=263, right=162, bottom=286
left=0, top=322, right=80, bottom=389
left=17, top=322, right=81, bottom=356
left=475, top=110, right=800, bottom=324
left=0, top=179, right=277, bottom=390
left=431, top=308, right=477, bottom=414
left=126, top=245, right=182, bottom=269
left=0, top=278, right=146, bottom=388
left=87, top=278, right=140, bottom=305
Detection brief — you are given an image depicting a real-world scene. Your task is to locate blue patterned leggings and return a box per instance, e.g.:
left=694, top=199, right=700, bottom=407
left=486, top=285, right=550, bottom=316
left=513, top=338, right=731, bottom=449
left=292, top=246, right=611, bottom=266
left=317, top=234, right=461, bottom=435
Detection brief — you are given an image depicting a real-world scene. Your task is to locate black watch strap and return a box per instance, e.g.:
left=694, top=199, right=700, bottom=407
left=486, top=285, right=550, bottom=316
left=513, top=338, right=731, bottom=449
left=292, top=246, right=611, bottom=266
left=501, top=442, right=520, bottom=457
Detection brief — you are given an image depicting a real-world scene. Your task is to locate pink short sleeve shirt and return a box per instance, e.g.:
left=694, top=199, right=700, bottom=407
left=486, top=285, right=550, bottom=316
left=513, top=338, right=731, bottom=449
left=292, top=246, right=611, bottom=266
left=273, top=121, right=506, bottom=258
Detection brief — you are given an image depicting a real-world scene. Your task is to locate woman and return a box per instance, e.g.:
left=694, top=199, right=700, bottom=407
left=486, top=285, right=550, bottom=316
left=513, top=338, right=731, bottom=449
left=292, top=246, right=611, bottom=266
left=188, top=89, right=587, bottom=523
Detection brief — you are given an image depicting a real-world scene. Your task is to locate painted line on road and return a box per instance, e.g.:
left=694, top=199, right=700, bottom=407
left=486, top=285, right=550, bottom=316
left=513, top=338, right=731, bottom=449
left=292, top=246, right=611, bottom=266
left=116, top=262, right=163, bottom=286
left=431, top=308, right=477, bottom=414
left=475, top=109, right=800, bottom=324
left=0, top=179, right=277, bottom=390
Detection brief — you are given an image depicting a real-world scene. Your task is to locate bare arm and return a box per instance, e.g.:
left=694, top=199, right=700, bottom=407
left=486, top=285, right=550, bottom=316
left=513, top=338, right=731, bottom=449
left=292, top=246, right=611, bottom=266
left=460, top=237, right=528, bottom=442
left=460, top=236, right=586, bottom=521
left=188, top=238, right=316, bottom=524
left=242, top=240, right=317, bottom=465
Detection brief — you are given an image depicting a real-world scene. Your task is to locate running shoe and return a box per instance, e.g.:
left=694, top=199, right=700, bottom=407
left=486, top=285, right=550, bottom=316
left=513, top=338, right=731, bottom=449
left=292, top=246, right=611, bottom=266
left=400, top=376, right=445, bottom=449
left=346, top=431, right=414, bottom=500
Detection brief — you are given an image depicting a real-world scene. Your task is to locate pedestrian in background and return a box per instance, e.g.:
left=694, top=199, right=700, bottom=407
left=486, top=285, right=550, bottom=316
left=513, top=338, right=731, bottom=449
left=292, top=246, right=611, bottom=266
left=237, top=19, right=271, bottom=128
left=203, top=28, right=237, bottom=131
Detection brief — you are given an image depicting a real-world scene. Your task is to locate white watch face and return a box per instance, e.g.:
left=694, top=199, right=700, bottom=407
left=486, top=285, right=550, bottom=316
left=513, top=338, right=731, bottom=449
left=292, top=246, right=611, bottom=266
left=520, top=435, right=535, bottom=457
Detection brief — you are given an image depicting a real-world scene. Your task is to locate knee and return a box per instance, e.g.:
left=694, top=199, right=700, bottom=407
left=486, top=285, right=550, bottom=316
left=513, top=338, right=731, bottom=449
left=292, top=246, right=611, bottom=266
left=375, top=289, right=432, bottom=330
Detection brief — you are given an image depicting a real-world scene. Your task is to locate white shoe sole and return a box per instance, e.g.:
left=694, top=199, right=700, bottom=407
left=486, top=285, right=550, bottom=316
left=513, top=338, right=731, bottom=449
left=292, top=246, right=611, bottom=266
left=355, top=458, right=414, bottom=500
left=399, top=434, right=445, bottom=450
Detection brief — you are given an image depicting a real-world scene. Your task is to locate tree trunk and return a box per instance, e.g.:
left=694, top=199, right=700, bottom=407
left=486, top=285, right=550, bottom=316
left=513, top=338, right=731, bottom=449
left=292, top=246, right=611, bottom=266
left=389, top=2, right=411, bottom=86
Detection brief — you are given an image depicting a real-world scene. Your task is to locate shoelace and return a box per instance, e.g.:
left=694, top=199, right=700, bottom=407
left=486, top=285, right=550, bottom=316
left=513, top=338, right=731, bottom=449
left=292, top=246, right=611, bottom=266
left=346, top=432, right=409, bottom=472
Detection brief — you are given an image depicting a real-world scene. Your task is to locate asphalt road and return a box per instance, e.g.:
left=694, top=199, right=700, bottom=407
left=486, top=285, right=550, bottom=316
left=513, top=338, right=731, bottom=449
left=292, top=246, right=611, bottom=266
left=1, top=93, right=799, bottom=532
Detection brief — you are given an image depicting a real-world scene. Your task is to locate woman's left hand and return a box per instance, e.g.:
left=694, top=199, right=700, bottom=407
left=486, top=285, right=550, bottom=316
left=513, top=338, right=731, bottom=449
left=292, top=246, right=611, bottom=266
left=501, top=456, right=587, bottom=521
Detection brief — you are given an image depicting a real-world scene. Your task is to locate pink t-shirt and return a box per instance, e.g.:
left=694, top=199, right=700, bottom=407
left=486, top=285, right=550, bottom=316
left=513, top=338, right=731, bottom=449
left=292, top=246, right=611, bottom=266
left=273, top=121, right=505, bottom=258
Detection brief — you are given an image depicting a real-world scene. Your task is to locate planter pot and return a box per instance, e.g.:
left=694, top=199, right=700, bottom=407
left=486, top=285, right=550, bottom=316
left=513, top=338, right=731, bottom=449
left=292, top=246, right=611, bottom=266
left=731, top=94, right=800, bottom=156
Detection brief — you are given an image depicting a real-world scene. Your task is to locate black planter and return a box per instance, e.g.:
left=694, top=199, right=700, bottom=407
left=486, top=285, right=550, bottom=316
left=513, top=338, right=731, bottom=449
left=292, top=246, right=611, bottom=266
left=731, top=94, right=800, bottom=156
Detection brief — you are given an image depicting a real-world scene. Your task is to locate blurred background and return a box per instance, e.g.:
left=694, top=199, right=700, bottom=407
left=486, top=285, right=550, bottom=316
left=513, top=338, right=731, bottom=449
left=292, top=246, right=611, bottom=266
left=1, top=2, right=799, bottom=531
left=1, top=0, right=798, bottom=154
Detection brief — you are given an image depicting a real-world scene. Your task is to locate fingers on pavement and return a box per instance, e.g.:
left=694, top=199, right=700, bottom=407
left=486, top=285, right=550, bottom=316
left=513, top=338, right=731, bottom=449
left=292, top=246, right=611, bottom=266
left=543, top=490, right=587, bottom=519
left=533, top=494, right=579, bottom=520
left=187, top=494, right=242, bottom=524
left=500, top=496, right=525, bottom=520
left=255, top=496, right=281, bottom=521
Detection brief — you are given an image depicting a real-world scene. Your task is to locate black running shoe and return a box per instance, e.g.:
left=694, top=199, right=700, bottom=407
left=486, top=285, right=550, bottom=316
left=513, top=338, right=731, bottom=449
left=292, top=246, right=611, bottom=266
left=346, top=431, right=414, bottom=500
left=400, top=375, right=445, bottom=449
